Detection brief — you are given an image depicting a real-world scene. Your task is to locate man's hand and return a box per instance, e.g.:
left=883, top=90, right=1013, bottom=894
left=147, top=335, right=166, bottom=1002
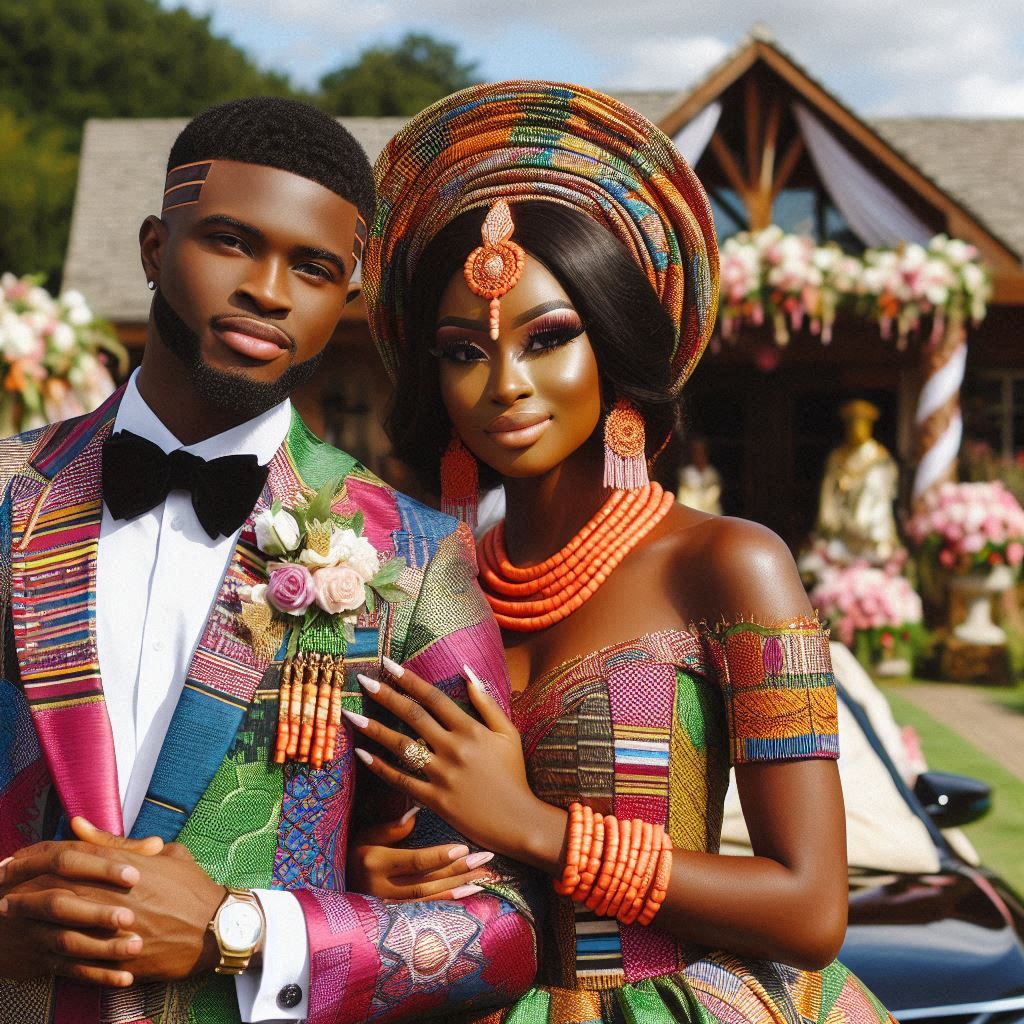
left=1, top=819, right=224, bottom=986
left=0, top=830, right=148, bottom=987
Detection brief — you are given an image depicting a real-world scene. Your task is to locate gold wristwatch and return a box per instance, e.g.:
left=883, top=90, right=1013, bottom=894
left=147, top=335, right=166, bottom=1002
left=208, top=887, right=265, bottom=975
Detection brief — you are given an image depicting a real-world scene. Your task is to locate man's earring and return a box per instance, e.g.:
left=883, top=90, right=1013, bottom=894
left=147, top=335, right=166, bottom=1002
left=146, top=280, right=156, bottom=291
left=440, top=431, right=479, bottom=529
left=603, top=399, right=648, bottom=490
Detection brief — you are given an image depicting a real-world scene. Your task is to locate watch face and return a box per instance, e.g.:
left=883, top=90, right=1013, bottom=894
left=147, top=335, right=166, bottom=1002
left=218, top=901, right=263, bottom=953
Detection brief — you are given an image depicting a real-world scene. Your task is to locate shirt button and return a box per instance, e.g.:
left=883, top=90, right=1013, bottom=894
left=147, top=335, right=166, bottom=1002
left=277, top=984, right=303, bottom=1009
left=152, top=639, right=164, bottom=652
left=170, top=515, right=184, bottom=530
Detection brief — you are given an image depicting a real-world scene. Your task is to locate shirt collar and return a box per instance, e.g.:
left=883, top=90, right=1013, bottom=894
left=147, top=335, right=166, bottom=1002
left=113, top=369, right=291, bottom=464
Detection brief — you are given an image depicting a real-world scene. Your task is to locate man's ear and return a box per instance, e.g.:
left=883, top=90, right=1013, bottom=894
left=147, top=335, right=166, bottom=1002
left=139, top=215, right=168, bottom=290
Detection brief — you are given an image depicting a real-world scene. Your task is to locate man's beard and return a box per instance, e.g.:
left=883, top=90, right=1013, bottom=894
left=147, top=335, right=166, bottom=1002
left=152, top=289, right=324, bottom=419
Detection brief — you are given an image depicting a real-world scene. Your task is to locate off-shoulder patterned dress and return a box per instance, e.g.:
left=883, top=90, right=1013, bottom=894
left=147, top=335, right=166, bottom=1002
left=476, top=619, right=896, bottom=1024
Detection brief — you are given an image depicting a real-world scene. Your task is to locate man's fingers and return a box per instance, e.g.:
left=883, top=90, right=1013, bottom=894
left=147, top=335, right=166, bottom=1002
left=43, top=925, right=142, bottom=963
left=70, top=817, right=164, bottom=857
left=61, top=961, right=135, bottom=988
left=0, top=848, right=138, bottom=891
left=0, top=889, right=135, bottom=932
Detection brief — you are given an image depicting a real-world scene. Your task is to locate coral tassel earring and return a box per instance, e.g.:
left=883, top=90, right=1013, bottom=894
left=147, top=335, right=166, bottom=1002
left=440, top=431, right=479, bottom=529
left=603, top=400, right=648, bottom=490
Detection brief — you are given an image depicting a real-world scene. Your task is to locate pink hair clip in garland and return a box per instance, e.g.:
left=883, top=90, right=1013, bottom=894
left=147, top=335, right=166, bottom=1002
left=463, top=200, right=526, bottom=340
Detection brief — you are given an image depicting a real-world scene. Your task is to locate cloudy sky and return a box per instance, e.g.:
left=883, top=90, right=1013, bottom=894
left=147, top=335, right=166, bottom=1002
left=172, top=0, right=1024, bottom=117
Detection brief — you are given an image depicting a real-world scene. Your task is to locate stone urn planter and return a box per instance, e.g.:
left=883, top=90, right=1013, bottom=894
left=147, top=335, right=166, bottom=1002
left=950, top=563, right=1016, bottom=645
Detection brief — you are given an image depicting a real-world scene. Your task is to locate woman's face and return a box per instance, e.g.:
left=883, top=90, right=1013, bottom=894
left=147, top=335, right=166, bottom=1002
left=433, top=254, right=603, bottom=479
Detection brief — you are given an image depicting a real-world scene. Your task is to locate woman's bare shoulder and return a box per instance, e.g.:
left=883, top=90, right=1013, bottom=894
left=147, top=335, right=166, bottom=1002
left=666, top=511, right=813, bottom=625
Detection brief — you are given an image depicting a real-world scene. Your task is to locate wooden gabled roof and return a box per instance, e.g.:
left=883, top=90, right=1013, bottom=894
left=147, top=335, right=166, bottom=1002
left=656, top=32, right=1024, bottom=299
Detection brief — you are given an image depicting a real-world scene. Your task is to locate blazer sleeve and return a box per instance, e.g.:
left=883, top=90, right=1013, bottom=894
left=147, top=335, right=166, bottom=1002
left=293, top=520, right=541, bottom=1023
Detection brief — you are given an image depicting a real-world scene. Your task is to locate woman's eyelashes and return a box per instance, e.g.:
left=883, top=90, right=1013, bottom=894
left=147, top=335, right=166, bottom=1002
left=522, top=310, right=585, bottom=355
left=432, top=310, right=584, bottom=363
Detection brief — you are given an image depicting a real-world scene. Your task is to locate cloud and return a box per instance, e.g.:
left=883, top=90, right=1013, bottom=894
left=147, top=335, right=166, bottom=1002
left=166, top=0, right=1024, bottom=116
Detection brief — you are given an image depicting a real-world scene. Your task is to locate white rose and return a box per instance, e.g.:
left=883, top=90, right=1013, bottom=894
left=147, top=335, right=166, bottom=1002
left=346, top=535, right=381, bottom=582
left=254, top=508, right=302, bottom=556
left=299, top=524, right=355, bottom=567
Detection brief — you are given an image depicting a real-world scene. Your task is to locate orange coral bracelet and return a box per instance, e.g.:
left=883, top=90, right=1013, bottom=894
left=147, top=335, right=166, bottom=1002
left=555, top=804, right=672, bottom=927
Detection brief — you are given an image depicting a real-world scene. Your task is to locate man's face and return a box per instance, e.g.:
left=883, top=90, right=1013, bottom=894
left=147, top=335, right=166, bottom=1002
left=141, top=160, right=361, bottom=416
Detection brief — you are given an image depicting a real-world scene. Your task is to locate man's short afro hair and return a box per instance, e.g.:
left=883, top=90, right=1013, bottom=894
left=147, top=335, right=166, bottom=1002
left=167, top=96, right=375, bottom=224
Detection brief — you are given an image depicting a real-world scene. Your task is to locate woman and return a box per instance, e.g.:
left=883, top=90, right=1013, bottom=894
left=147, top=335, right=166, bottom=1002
left=348, top=82, right=895, bottom=1024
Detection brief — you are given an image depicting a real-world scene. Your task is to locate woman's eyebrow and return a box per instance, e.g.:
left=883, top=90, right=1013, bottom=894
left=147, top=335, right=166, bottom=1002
left=436, top=316, right=488, bottom=330
left=510, top=300, right=575, bottom=327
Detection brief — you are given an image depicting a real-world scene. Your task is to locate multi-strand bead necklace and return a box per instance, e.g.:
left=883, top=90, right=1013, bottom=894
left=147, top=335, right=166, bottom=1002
left=476, top=482, right=675, bottom=632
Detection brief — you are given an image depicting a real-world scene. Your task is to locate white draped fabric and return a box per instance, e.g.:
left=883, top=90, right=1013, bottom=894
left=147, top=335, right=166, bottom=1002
left=793, top=103, right=933, bottom=247
left=672, top=101, right=722, bottom=167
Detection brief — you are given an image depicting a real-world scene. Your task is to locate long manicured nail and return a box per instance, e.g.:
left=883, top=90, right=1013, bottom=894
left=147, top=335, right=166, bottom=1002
left=0, top=897, right=8, bottom=915
left=448, top=844, right=470, bottom=861
left=0, top=856, right=12, bottom=879
left=465, top=851, right=495, bottom=869
left=451, top=884, right=484, bottom=900
left=463, top=664, right=486, bottom=690
left=341, top=708, right=369, bottom=729
left=400, top=805, right=422, bottom=824
left=356, top=673, right=380, bottom=693
left=354, top=748, right=374, bottom=766
left=382, top=656, right=405, bottom=679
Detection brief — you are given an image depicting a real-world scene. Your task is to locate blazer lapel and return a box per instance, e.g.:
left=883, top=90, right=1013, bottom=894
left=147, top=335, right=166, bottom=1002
left=9, top=393, right=123, bottom=835
left=129, top=445, right=297, bottom=842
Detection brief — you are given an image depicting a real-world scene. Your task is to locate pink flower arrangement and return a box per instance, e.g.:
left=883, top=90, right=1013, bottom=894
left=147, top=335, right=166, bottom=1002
left=267, top=564, right=316, bottom=615
left=905, top=480, right=1024, bottom=575
left=810, top=565, right=924, bottom=649
left=0, top=272, right=126, bottom=435
left=716, top=229, right=989, bottom=353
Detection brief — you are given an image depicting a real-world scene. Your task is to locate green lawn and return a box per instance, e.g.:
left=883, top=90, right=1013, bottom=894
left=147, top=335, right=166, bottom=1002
left=880, top=685, right=1024, bottom=894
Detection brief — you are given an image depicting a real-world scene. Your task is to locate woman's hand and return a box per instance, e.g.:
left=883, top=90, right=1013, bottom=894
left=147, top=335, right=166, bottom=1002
left=346, top=658, right=542, bottom=860
left=347, top=809, right=497, bottom=901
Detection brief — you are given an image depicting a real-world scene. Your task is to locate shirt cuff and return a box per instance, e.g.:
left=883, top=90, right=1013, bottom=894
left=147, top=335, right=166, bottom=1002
left=234, top=889, right=310, bottom=1022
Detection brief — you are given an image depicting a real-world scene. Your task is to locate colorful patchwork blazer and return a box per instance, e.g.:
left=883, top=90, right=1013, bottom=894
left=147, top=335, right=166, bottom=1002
left=0, top=391, right=538, bottom=1024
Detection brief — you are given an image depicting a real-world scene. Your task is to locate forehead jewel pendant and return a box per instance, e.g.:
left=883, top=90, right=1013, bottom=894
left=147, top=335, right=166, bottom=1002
left=463, top=200, right=526, bottom=340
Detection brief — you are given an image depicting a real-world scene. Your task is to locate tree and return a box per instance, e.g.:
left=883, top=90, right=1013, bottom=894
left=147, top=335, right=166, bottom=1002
left=0, top=0, right=297, bottom=284
left=318, top=33, right=478, bottom=116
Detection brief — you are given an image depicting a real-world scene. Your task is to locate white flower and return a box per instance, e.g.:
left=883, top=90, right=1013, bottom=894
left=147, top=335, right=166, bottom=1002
left=254, top=508, right=302, bottom=556
left=299, top=523, right=354, bottom=567
left=239, top=583, right=269, bottom=605
left=50, top=321, right=76, bottom=353
left=346, top=534, right=381, bottom=582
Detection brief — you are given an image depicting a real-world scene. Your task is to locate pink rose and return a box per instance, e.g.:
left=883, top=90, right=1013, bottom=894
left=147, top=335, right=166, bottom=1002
left=313, top=565, right=366, bottom=615
left=267, top=564, right=315, bottom=615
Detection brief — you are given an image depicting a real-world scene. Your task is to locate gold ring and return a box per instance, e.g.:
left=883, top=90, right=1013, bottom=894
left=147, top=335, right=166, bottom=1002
left=401, top=738, right=432, bottom=772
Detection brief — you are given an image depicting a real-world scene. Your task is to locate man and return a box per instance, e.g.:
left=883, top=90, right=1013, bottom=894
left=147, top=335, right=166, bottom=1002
left=0, top=97, right=536, bottom=1024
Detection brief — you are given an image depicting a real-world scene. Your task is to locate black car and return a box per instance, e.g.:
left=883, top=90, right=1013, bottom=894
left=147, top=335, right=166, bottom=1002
left=837, top=688, right=1024, bottom=1022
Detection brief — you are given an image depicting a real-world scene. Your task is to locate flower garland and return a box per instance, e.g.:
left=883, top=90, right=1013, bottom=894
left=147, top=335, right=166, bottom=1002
left=717, top=228, right=990, bottom=349
left=0, top=272, right=126, bottom=435
left=239, top=479, right=407, bottom=767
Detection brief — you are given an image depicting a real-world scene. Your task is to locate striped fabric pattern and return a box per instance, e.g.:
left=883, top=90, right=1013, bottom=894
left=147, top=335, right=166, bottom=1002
left=493, top=624, right=893, bottom=1024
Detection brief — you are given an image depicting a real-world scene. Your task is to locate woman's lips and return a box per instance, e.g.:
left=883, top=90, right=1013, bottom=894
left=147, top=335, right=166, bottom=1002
left=485, top=412, right=551, bottom=449
left=212, top=317, right=291, bottom=362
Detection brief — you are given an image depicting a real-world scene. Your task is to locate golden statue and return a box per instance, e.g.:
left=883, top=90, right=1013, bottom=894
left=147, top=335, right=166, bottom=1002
left=816, top=400, right=901, bottom=564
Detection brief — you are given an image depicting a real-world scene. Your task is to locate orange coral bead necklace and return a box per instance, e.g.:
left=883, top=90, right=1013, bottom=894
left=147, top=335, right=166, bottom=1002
left=477, top=482, right=674, bottom=632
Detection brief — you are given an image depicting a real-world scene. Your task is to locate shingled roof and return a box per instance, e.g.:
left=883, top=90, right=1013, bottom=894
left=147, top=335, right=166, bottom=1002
left=63, top=105, right=1024, bottom=323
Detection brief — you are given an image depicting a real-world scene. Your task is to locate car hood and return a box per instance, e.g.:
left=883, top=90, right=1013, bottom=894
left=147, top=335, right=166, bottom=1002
left=841, top=866, right=1024, bottom=1016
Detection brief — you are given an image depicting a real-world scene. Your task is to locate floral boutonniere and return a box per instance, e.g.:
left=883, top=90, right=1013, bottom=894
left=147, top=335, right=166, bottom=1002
left=239, top=478, right=407, bottom=768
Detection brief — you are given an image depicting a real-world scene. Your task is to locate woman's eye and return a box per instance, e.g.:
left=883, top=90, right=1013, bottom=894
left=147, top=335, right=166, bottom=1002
left=524, top=324, right=584, bottom=354
left=430, top=341, right=487, bottom=363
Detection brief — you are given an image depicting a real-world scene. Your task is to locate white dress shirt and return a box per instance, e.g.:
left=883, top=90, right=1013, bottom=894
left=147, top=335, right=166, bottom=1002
left=95, top=372, right=309, bottom=1021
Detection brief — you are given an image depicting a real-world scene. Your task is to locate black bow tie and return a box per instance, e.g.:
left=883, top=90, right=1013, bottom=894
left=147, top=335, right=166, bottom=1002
left=102, top=430, right=270, bottom=540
